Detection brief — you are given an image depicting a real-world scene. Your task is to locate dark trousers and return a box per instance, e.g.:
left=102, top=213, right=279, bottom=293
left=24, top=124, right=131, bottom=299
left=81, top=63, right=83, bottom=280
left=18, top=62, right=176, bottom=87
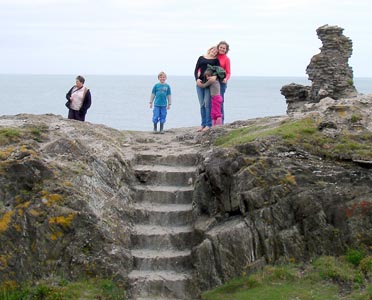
left=68, top=109, right=86, bottom=121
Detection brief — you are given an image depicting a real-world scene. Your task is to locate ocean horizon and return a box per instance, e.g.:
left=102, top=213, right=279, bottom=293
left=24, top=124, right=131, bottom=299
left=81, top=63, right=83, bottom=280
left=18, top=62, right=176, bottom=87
left=1, top=74, right=371, bottom=131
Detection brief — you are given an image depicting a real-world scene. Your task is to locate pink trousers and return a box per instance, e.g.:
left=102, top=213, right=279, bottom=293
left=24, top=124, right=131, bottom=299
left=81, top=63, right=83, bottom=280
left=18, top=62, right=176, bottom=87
left=211, top=95, right=223, bottom=125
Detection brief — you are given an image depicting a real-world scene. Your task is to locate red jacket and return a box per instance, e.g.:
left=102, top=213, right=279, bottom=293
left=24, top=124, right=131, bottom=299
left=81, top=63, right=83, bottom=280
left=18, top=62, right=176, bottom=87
left=217, top=54, right=231, bottom=81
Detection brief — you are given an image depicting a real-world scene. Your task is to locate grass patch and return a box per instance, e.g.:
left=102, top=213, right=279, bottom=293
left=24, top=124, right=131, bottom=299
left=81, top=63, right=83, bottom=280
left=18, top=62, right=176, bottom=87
left=0, top=278, right=125, bottom=300
left=214, top=117, right=372, bottom=160
left=0, top=129, right=21, bottom=145
left=346, top=249, right=365, bottom=266
left=214, top=118, right=318, bottom=147
left=0, top=125, right=48, bottom=146
left=360, top=256, right=372, bottom=275
left=201, top=256, right=372, bottom=300
left=351, top=114, right=362, bottom=123
left=202, top=264, right=338, bottom=300
left=313, top=256, right=363, bottom=285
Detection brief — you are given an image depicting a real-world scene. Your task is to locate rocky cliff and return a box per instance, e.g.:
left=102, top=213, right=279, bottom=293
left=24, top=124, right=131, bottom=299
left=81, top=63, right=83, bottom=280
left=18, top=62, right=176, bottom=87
left=192, top=105, right=372, bottom=291
left=1, top=98, right=372, bottom=298
left=1, top=25, right=372, bottom=300
left=0, top=116, right=135, bottom=287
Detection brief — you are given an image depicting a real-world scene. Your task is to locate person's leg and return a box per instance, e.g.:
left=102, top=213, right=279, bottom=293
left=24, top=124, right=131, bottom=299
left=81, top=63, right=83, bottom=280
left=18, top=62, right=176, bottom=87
left=68, top=109, right=85, bottom=121
left=152, top=106, right=160, bottom=132
left=203, top=88, right=212, bottom=128
left=220, top=82, right=227, bottom=124
left=78, top=111, right=86, bottom=122
left=68, top=109, right=75, bottom=120
left=196, top=86, right=206, bottom=129
left=159, top=106, right=167, bottom=133
left=159, top=106, right=167, bottom=124
left=211, top=95, right=223, bottom=126
left=210, top=96, right=216, bottom=126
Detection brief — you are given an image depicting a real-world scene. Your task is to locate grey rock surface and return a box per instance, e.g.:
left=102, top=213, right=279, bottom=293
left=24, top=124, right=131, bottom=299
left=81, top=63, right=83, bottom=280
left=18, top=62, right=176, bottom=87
left=281, top=24, right=358, bottom=115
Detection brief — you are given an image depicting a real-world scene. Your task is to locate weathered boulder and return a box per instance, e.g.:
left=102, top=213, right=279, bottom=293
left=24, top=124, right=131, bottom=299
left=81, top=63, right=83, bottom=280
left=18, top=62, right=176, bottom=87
left=0, top=115, right=135, bottom=286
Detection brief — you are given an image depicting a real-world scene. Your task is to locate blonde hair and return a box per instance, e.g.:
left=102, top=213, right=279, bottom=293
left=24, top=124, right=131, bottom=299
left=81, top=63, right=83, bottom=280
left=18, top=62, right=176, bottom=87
left=158, top=71, right=167, bottom=78
left=206, top=46, right=217, bottom=56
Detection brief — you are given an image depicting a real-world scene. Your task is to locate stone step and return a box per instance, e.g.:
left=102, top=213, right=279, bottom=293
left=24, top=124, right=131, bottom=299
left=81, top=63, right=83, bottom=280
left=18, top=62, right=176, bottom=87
left=132, top=203, right=193, bottom=226
left=128, top=270, right=196, bottom=299
left=134, top=153, right=200, bottom=167
left=132, top=185, right=193, bottom=205
left=134, top=298, right=186, bottom=300
left=132, top=249, right=192, bottom=272
left=134, top=165, right=197, bottom=173
left=134, top=164, right=197, bottom=186
left=131, top=225, right=194, bottom=250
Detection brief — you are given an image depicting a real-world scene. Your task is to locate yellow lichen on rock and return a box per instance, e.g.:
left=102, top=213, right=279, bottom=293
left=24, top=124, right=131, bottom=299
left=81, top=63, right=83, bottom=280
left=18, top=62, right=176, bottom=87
left=283, top=173, right=297, bottom=185
left=0, top=146, right=14, bottom=160
left=41, top=191, right=63, bottom=207
left=0, top=255, right=7, bottom=270
left=49, top=213, right=75, bottom=230
left=50, top=231, right=64, bottom=241
left=0, top=211, right=14, bottom=234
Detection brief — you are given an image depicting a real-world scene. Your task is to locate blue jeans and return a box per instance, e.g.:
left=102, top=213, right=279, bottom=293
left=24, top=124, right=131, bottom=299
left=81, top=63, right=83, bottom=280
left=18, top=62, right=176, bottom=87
left=152, top=106, right=167, bottom=124
left=220, top=82, right=227, bottom=124
left=196, top=85, right=211, bottom=127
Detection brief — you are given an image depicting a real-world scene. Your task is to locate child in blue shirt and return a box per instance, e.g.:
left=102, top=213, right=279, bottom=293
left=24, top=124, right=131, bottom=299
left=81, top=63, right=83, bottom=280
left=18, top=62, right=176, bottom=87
left=149, top=71, right=172, bottom=134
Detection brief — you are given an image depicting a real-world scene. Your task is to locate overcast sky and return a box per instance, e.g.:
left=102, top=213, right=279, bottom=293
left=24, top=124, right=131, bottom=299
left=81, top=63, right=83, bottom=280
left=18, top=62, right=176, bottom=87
left=1, top=0, right=371, bottom=77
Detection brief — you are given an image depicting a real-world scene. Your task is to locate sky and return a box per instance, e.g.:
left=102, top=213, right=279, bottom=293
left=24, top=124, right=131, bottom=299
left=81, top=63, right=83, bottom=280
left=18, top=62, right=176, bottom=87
left=1, top=0, right=371, bottom=77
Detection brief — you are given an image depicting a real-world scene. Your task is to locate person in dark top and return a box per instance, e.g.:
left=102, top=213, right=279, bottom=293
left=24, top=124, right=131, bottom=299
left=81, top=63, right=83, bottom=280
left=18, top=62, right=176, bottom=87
left=194, top=46, right=220, bottom=132
left=65, top=75, right=91, bottom=122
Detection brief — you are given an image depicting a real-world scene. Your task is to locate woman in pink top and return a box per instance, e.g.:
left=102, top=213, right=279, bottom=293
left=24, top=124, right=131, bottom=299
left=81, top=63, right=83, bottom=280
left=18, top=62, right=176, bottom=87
left=217, top=41, right=231, bottom=123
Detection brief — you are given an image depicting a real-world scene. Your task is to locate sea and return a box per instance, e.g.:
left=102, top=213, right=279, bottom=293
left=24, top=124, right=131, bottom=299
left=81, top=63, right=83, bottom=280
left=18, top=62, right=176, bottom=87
left=1, top=75, right=371, bottom=131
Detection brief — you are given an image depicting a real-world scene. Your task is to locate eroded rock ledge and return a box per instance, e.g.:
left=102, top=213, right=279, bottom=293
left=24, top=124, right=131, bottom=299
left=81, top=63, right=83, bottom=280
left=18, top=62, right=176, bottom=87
left=192, top=115, right=372, bottom=290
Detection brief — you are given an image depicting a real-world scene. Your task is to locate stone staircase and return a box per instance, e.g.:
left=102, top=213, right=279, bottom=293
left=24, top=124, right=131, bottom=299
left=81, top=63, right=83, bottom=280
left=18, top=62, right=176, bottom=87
left=128, top=152, right=200, bottom=300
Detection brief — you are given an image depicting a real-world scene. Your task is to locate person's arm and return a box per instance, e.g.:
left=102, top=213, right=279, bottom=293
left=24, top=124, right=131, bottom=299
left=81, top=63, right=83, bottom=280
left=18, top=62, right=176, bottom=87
left=194, top=57, right=202, bottom=80
left=149, top=94, right=155, bottom=108
left=196, top=76, right=217, bottom=88
left=80, top=89, right=91, bottom=113
left=167, top=95, right=172, bottom=109
left=223, top=56, right=231, bottom=83
left=66, top=87, right=73, bottom=101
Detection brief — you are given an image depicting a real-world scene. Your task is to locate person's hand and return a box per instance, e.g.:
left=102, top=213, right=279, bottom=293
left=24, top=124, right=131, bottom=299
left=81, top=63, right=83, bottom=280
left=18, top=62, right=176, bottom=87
left=167, top=104, right=171, bottom=110
left=196, top=79, right=203, bottom=87
left=222, top=78, right=227, bottom=84
left=149, top=103, right=153, bottom=108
